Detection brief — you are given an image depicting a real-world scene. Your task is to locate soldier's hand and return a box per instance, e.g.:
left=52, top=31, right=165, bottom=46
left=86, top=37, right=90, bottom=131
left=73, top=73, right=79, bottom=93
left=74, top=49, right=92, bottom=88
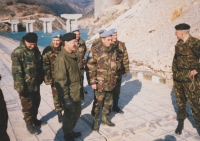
left=64, top=97, right=74, bottom=110
left=190, top=70, right=198, bottom=77
left=91, top=84, right=97, bottom=90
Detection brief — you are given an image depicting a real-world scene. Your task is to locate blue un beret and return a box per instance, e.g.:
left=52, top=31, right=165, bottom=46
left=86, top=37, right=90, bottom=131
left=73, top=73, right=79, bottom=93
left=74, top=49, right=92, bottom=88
left=101, top=30, right=113, bottom=38
left=98, top=29, right=106, bottom=35
left=51, top=32, right=62, bottom=38
left=110, top=28, right=117, bottom=34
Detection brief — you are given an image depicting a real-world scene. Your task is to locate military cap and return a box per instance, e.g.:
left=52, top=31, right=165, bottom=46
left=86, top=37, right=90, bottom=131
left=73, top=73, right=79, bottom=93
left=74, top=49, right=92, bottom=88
left=62, top=33, right=76, bottom=41
left=110, top=28, right=117, bottom=34
left=175, top=23, right=190, bottom=30
left=24, top=32, right=38, bottom=43
left=98, top=29, right=106, bottom=35
left=51, top=32, right=62, bottom=38
left=72, top=28, right=80, bottom=32
left=101, top=30, right=113, bottom=38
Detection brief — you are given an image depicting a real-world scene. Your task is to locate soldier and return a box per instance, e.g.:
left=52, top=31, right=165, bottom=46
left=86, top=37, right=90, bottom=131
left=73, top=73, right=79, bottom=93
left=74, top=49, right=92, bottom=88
left=42, top=32, right=63, bottom=123
left=54, top=33, right=84, bottom=141
left=110, top=28, right=130, bottom=114
left=72, top=29, right=87, bottom=94
left=0, top=75, right=10, bottom=141
left=86, top=29, right=106, bottom=85
left=87, top=30, right=120, bottom=131
left=11, top=32, right=46, bottom=135
left=172, top=23, right=200, bottom=135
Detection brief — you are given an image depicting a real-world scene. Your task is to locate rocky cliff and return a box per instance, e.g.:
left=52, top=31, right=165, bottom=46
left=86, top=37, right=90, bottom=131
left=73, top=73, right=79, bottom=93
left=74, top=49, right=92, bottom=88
left=86, top=0, right=200, bottom=81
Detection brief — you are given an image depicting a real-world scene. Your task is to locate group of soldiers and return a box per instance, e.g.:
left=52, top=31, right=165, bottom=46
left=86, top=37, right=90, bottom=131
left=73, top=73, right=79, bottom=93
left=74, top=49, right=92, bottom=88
left=1, top=23, right=200, bottom=141
left=9, top=28, right=129, bottom=141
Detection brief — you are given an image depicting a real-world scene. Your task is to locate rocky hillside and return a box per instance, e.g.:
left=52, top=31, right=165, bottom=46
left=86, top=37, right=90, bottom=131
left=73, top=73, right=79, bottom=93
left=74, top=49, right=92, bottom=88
left=86, top=0, right=200, bottom=81
left=0, top=2, right=66, bottom=32
left=0, top=0, right=94, bottom=16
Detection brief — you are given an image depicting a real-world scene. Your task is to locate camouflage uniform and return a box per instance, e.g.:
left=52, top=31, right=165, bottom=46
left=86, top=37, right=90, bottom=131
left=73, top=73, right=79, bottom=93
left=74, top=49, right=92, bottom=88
left=42, top=43, right=62, bottom=112
left=54, top=47, right=83, bottom=133
left=0, top=75, right=10, bottom=141
left=85, top=38, right=102, bottom=85
left=11, top=39, right=42, bottom=125
left=172, top=35, right=200, bottom=126
left=74, top=38, right=87, bottom=89
left=87, top=44, right=120, bottom=118
left=113, top=41, right=129, bottom=101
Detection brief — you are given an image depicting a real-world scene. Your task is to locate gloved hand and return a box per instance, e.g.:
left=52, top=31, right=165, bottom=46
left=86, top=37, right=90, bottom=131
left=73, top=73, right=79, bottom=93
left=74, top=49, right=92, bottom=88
left=64, top=97, right=74, bottom=110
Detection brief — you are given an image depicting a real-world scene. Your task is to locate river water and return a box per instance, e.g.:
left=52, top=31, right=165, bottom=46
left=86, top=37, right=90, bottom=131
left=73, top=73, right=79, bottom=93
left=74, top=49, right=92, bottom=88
left=0, top=29, right=89, bottom=48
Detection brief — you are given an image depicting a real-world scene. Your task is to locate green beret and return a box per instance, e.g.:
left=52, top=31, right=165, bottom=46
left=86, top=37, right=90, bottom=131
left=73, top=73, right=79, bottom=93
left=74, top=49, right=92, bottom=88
left=24, top=32, right=38, bottom=43
left=175, top=23, right=190, bottom=30
left=62, top=33, right=76, bottom=41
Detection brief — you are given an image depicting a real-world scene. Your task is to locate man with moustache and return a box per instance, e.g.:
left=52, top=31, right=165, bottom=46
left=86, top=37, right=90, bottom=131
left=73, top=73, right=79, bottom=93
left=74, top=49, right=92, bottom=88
left=87, top=30, right=120, bottom=131
left=11, top=32, right=46, bottom=135
left=54, top=33, right=84, bottom=141
left=172, top=23, right=200, bottom=135
left=110, top=28, right=130, bottom=114
left=42, top=32, right=63, bottom=123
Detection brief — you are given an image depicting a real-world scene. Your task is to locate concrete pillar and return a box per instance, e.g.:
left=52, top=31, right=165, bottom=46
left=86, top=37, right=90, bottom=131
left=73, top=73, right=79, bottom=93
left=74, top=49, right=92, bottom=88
left=39, top=18, right=55, bottom=33
left=23, top=20, right=35, bottom=32
left=10, top=20, right=19, bottom=32
left=61, top=14, right=82, bottom=32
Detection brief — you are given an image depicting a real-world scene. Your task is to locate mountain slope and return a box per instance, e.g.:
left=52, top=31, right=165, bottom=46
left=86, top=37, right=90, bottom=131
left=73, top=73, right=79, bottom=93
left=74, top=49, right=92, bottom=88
left=86, top=0, right=200, bottom=80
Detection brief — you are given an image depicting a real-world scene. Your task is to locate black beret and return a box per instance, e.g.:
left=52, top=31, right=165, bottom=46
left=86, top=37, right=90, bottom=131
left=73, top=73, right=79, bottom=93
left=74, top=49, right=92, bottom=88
left=62, top=33, right=76, bottom=41
left=175, top=23, right=190, bottom=30
left=24, top=32, right=38, bottom=43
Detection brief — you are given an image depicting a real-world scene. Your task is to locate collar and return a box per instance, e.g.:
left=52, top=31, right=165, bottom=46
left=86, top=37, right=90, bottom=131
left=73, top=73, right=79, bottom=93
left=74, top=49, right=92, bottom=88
left=62, top=47, right=76, bottom=58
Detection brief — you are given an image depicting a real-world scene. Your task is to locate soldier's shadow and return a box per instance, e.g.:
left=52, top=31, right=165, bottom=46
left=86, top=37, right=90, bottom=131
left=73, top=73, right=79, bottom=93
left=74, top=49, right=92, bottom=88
left=53, top=114, right=93, bottom=141
left=170, top=88, right=196, bottom=128
left=81, top=85, right=94, bottom=110
left=109, top=78, right=142, bottom=120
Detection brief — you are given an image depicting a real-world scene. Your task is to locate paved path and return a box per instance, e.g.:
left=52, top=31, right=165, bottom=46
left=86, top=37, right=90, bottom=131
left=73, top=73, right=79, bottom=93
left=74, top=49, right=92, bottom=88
left=0, top=38, right=200, bottom=141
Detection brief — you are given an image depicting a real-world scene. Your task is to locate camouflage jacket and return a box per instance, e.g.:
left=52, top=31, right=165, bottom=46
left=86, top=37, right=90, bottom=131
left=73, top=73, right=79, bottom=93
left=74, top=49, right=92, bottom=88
left=113, top=40, right=130, bottom=76
left=42, top=43, right=61, bottom=85
left=74, top=38, right=87, bottom=69
left=54, top=48, right=84, bottom=102
left=172, top=35, right=200, bottom=81
left=87, top=44, right=120, bottom=92
left=91, top=38, right=101, bottom=47
left=11, top=40, right=42, bottom=93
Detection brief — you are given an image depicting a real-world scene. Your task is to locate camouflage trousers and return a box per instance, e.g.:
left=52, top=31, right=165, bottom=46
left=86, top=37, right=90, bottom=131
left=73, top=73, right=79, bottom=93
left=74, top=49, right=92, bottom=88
left=174, top=80, right=200, bottom=126
left=51, top=85, right=62, bottom=112
left=19, top=91, right=41, bottom=124
left=113, top=76, right=122, bottom=101
left=62, top=101, right=81, bottom=133
left=91, top=90, right=113, bottom=117
left=0, top=89, right=10, bottom=141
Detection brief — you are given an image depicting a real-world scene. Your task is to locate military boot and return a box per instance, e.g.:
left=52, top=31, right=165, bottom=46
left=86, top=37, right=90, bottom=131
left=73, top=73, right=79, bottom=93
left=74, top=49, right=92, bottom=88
left=175, top=119, right=184, bottom=135
left=33, top=119, right=47, bottom=126
left=26, top=124, right=39, bottom=135
left=93, top=117, right=99, bottom=131
left=112, top=100, right=124, bottom=114
left=101, top=115, right=115, bottom=127
left=57, top=111, right=63, bottom=123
